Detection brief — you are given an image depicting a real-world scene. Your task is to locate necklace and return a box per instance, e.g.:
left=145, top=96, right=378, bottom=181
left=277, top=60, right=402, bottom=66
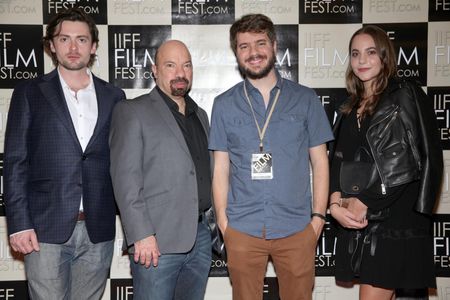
left=356, top=111, right=363, bottom=130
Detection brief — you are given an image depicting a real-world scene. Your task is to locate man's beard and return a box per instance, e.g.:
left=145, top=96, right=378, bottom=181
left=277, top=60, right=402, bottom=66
left=170, top=77, right=190, bottom=97
left=238, top=52, right=276, bottom=80
left=58, top=52, right=89, bottom=71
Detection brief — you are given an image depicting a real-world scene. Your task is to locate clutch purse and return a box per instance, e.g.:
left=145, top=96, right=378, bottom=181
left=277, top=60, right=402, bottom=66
left=340, top=147, right=378, bottom=195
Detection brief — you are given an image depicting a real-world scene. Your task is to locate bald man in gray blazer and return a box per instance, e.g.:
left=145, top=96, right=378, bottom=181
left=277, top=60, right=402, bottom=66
left=109, top=40, right=212, bottom=300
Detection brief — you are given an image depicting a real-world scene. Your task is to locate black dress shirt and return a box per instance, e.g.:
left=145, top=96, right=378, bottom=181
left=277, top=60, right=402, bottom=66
left=157, top=87, right=212, bottom=214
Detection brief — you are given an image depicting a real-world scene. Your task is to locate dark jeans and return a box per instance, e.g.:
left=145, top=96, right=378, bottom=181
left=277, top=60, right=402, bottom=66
left=130, top=221, right=212, bottom=300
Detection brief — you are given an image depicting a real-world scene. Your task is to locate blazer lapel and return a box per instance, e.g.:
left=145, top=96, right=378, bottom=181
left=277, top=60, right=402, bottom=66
left=149, top=89, right=191, bottom=157
left=39, top=69, right=82, bottom=152
left=85, top=76, right=109, bottom=150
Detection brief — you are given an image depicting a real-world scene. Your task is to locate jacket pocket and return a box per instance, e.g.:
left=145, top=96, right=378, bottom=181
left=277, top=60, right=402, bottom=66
left=380, top=142, right=404, bottom=159
left=30, top=179, right=53, bottom=193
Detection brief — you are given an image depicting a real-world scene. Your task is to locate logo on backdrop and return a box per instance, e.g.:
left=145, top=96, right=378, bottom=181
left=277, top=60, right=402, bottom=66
left=313, top=88, right=349, bottom=126
left=172, top=0, right=235, bottom=24
left=210, top=251, right=228, bottom=277
left=429, top=0, right=450, bottom=21
left=429, top=87, right=450, bottom=150
left=299, top=0, right=362, bottom=24
left=429, top=23, right=450, bottom=85
left=299, top=24, right=355, bottom=87
left=263, top=277, right=280, bottom=300
left=315, top=217, right=339, bottom=276
left=0, top=25, right=44, bottom=89
left=44, top=0, right=107, bottom=24
left=433, top=214, right=450, bottom=277
left=240, top=0, right=296, bottom=18
left=108, top=25, right=171, bottom=89
left=110, top=0, right=167, bottom=17
left=0, top=281, right=29, bottom=299
left=0, top=1, right=39, bottom=16
left=275, top=25, right=298, bottom=82
left=0, top=217, right=26, bottom=279
left=110, top=279, right=133, bottom=300
left=374, top=23, right=428, bottom=86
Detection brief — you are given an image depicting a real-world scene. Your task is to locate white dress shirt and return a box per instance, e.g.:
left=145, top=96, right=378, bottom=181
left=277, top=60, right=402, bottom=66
left=59, top=68, right=98, bottom=212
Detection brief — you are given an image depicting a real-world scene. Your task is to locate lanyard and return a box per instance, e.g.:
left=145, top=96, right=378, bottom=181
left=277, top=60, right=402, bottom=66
left=243, top=81, right=281, bottom=152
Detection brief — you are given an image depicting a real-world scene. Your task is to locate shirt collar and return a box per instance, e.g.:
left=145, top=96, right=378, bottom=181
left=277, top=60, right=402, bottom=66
left=156, top=86, right=197, bottom=116
left=57, top=67, right=95, bottom=92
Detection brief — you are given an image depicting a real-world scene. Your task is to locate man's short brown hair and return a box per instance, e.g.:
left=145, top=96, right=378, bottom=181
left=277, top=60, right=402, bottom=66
left=229, top=14, right=276, bottom=54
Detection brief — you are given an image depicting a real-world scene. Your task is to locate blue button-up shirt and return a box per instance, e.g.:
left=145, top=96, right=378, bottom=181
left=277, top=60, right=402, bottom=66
left=209, top=72, right=333, bottom=239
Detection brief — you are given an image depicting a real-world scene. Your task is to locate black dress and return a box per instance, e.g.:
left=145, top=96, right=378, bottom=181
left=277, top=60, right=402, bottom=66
left=330, top=107, right=436, bottom=289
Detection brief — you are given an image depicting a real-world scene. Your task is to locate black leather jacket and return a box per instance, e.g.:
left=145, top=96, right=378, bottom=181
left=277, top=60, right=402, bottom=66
left=331, top=79, right=443, bottom=215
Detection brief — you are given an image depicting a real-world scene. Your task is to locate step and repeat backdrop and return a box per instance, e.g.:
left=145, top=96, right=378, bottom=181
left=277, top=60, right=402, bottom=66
left=0, top=0, right=449, bottom=299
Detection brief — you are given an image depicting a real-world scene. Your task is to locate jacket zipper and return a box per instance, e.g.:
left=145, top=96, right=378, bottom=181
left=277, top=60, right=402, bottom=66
left=366, top=105, right=400, bottom=195
left=378, top=111, right=398, bottom=138
left=407, top=130, right=422, bottom=171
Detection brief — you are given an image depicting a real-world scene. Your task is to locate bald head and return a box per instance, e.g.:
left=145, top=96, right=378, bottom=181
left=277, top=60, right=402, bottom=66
left=152, top=40, right=193, bottom=101
left=154, top=40, right=191, bottom=66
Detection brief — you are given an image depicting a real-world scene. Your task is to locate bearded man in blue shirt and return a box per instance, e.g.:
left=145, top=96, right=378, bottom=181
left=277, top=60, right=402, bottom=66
left=209, top=14, right=333, bottom=300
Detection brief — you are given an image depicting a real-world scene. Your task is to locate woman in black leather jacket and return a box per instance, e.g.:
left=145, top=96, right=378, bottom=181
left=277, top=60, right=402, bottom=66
left=329, top=25, right=443, bottom=300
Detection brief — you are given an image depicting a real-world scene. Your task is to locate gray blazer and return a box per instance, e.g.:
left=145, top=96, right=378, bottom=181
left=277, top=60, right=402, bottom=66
left=110, top=88, right=210, bottom=254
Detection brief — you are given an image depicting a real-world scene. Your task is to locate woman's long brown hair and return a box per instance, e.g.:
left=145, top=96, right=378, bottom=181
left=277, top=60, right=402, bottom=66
left=341, top=25, right=397, bottom=116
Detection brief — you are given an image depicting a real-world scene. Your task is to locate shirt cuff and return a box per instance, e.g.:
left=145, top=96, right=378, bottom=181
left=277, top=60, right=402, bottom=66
left=10, top=229, right=34, bottom=238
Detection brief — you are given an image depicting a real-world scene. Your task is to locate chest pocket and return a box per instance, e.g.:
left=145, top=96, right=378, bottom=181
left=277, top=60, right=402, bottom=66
left=225, top=117, right=259, bottom=151
left=271, top=113, right=307, bottom=147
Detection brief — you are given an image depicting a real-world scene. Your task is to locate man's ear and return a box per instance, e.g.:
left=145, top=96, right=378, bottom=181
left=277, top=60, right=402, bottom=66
left=151, top=64, right=157, bottom=80
left=50, top=40, right=56, bottom=53
left=90, top=42, right=97, bottom=54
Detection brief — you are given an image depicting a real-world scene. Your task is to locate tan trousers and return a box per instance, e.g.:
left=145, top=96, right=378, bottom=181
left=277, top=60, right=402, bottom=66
left=224, top=224, right=316, bottom=300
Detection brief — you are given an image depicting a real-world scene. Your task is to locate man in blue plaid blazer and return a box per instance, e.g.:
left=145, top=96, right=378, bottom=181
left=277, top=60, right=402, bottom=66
left=3, top=8, right=124, bottom=299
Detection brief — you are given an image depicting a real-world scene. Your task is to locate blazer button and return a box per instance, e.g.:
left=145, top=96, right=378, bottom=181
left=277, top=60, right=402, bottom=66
left=82, top=155, right=87, bottom=160
left=190, top=170, right=195, bottom=175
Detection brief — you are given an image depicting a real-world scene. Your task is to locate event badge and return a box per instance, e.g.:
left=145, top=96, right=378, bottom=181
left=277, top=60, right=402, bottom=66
left=243, top=81, right=281, bottom=181
left=251, top=153, right=273, bottom=180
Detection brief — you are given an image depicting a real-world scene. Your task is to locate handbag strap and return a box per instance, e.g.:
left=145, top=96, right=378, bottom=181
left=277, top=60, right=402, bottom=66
left=354, top=146, right=373, bottom=162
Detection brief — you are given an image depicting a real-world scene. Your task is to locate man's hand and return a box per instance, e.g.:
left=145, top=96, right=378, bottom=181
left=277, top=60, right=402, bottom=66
left=10, top=230, right=40, bottom=254
left=134, top=235, right=161, bottom=268
left=310, top=216, right=325, bottom=240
